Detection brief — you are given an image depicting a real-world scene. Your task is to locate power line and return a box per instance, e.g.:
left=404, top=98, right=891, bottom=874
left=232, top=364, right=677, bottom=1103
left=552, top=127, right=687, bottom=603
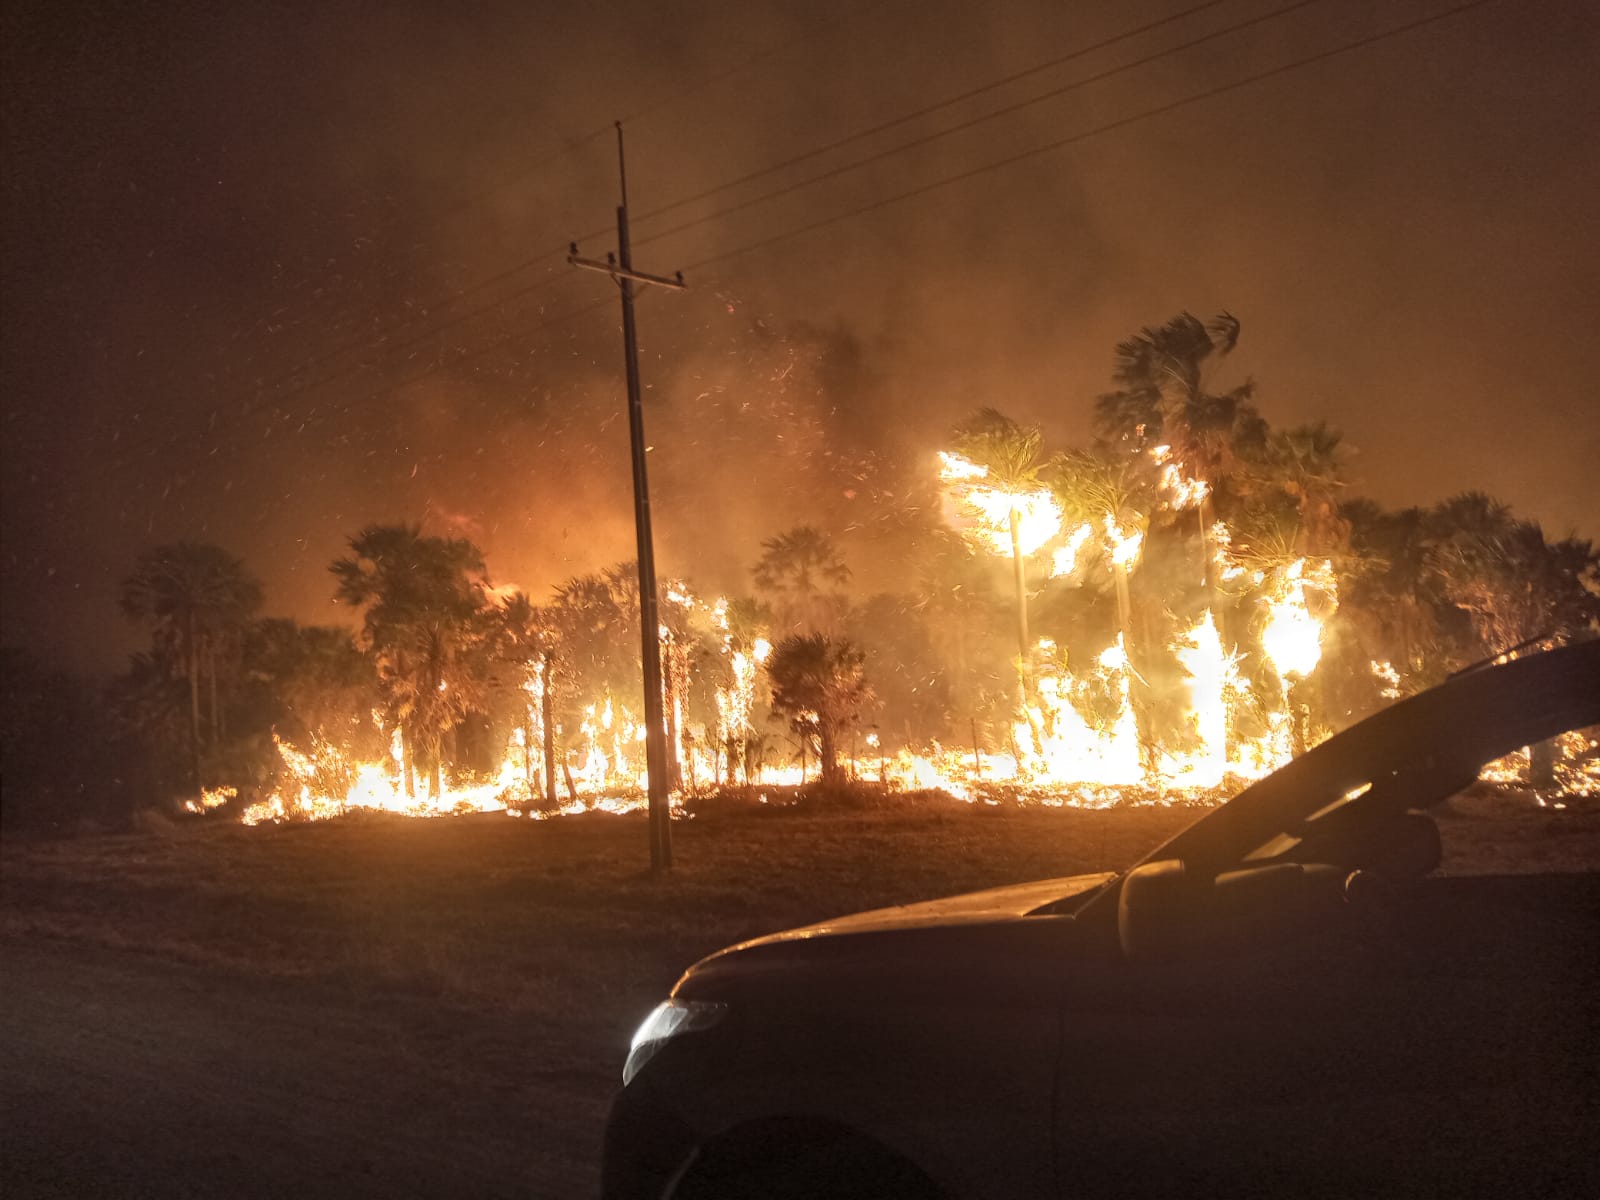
left=250, top=0, right=908, bottom=398
left=631, top=0, right=1325, bottom=253
left=437, top=0, right=909, bottom=228
left=253, top=252, right=578, bottom=395
left=627, top=0, right=1235, bottom=228
left=273, top=268, right=581, bottom=397
left=679, top=0, right=1497, bottom=276
left=131, top=269, right=593, bottom=483
left=211, top=0, right=1503, bottom=457
left=254, top=0, right=1242, bottom=404
left=249, top=130, right=609, bottom=394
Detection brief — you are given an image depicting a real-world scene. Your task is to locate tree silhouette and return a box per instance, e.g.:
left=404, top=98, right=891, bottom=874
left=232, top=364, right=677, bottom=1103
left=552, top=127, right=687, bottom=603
left=1340, top=500, right=1447, bottom=681
left=243, top=619, right=382, bottom=761
left=1420, top=493, right=1600, bottom=785
left=1425, top=494, right=1598, bottom=654
left=766, top=633, right=873, bottom=788
left=102, top=649, right=196, bottom=811
left=1095, top=312, right=1265, bottom=593
left=120, top=542, right=262, bottom=794
left=493, top=591, right=558, bottom=806
left=752, top=525, right=851, bottom=634
left=1252, top=421, right=1350, bottom=556
left=331, top=524, right=490, bottom=799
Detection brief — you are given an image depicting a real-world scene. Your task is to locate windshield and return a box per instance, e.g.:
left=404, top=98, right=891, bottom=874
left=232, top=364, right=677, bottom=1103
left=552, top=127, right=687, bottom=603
left=1100, top=640, right=1600, bottom=887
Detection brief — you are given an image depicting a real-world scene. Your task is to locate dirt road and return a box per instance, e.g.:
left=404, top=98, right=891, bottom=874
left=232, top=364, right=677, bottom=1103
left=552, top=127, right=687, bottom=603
left=1, top=942, right=611, bottom=1198
left=5, top=802, right=1595, bottom=1197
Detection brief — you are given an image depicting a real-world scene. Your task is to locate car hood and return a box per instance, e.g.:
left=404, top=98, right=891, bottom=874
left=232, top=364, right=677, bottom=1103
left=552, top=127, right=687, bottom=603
left=675, top=871, right=1113, bottom=995
left=758, top=872, right=1115, bottom=941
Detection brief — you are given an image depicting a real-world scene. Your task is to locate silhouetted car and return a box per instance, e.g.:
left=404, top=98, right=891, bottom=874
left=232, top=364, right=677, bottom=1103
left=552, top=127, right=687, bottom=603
left=603, top=640, right=1600, bottom=1199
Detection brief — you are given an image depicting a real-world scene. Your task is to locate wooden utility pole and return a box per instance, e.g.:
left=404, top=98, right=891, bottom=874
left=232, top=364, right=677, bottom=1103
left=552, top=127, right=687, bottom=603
left=570, top=122, right=685, bottom=873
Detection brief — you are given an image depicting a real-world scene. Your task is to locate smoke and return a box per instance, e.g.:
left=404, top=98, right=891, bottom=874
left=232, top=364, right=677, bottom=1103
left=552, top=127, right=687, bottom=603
left=4, top=0, right=1598, bottom=673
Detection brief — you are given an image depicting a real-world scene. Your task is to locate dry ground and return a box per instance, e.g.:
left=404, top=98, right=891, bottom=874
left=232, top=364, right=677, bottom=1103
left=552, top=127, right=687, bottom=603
left=3, top=792, right=1597, bottom=1196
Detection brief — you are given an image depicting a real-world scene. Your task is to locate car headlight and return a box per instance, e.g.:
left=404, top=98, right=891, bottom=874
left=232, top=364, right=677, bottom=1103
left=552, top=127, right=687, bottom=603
left=623, top=998, right=727, bottom=1086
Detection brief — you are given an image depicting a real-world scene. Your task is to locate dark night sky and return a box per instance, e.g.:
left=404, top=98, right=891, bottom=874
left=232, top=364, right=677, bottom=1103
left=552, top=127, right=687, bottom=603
left=4, top=0, right=1597, bottom=674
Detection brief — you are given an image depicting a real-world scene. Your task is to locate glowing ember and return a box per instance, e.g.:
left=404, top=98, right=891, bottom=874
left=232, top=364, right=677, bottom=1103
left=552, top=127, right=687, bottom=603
left=1479, top=730, right=1600, bottom=801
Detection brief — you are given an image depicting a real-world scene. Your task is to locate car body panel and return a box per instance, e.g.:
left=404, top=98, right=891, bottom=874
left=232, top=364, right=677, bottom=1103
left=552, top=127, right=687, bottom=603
left=684, top=871, right=1113, bottom=960
left=612, top=914, right=1086, bottom=1198
left=603, top=641, right=1600, bottom=1198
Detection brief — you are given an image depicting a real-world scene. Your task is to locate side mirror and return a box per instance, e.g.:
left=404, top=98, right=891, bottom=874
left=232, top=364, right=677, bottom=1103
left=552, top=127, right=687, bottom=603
left=1210, top=862, right=1342, bottom=949
left=1119, top=859, right=1345, bottom=963
left=1117, top=859, right=1195, bottom=963
left=1297, top=810, right=1442, bottom=880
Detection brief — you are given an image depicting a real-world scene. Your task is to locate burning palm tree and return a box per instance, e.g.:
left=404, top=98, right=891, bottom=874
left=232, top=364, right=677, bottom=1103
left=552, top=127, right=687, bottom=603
left=1095, top=312, right=1264, bottom=596
left=944, top=408, right=1056, bottom=688
left=1050, top=446, right=1154, bottom=654
left=492, top=591, right=558, bottom=808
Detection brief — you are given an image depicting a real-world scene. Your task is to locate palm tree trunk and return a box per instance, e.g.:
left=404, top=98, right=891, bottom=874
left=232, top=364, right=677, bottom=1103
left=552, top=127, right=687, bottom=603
left=184, top=617, right=200, bottom=744
left=1112, top=562, right=1133, bottom=650
left=819, top=721, right=841, bottom=787
left=663, top=649, right=683, bottom=790
left=400, top=726, right=415, bottom=799
left=207, top=640, right=220, bottom=747
left=1009, top=508, right=1030, bottom=664
left=184, top=613, right=202, bottom=796
left=1009, top=506, right=1048, bottom=758
left=1528, top=739, right=1556, bottom=790
left=540, top=656, right=557, bottom=808
left=524, top=710, right=537, bottom=797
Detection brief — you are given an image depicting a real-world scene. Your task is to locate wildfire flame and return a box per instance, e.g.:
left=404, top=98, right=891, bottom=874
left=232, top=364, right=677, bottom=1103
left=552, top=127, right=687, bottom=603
left=1260, top=558, right=1336, bottom=680
left=1102, top=516, right=1144, bottom=568
left=1160, top=611, right=1244, bottom=789
left=1050, top=524, right=1094, bottom=578
left=1153, top=444, right=1211, bottom=509
left=185, top=785, right=237, bottom=815
left=222, top=438, right=1584, bottom=826
left=938, top=451, right=1061, bottom=556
